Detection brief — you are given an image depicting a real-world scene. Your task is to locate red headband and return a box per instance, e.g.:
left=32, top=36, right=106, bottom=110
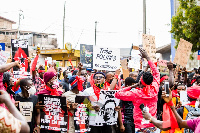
left=38, top=70, right=45, bottom=73
left=71, top=76, right=84, bottom=91
left=160, top=76, right=169, bottom=83
left=140, top=76, right=150, bottom=96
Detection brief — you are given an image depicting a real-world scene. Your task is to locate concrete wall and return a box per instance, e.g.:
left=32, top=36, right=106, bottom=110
left=0, top=19, right=12, bottom=30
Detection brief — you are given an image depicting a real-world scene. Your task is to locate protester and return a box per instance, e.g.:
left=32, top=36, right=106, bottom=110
left=115, top=48, right=160, bottom=132
left=129, top=72, right=138, bottom=81
left=62, top=63, right=84, bottom=133
left=36, top=71, right=63, bottom=96
left=32, top=65, right=45, bottom=92
left=60, top=70, right=70, bottom=92
left=0, top=90, right=30, bottom=132
left=118, top=77, right=136, bottom=133
left=16, top=78, right=39, bottom=133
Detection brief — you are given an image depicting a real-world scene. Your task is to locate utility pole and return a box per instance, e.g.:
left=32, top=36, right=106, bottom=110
left=143, top=0, right=146, bottom=34
left=17, top=10, right=24, bottom=39
left=95, top=21, right=97, bottom=46
left=63, top=1, right=66, bottom=49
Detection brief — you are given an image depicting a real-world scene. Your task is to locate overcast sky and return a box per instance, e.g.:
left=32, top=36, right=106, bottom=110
left=0, top=0, right=171, bottom=49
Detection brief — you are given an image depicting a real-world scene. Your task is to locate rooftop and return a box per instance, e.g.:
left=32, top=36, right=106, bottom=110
left=0, top=16, right=16, bottom=24
left=156, top=43, right=171, bottom=53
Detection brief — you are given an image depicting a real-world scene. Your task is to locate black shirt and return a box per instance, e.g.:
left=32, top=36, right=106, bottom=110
left=16, top=94, right=38, bottom=133
left=60, top=80, right=69, bottom=92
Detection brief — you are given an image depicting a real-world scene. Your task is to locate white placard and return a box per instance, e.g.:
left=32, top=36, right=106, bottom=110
left=93, top=46, right=120, bottom=71
left=0, top=51, right=8, bottom=65
left=95, top=90, right=120, bottom=126
left=128, top=49, right=140, bottom=69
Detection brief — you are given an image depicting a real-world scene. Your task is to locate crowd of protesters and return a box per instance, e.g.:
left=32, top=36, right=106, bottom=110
left=0, top=48, right=200, bottom=133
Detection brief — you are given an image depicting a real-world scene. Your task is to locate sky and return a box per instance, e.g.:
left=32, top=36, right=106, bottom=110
left=0, top=0, right=172, bottom=49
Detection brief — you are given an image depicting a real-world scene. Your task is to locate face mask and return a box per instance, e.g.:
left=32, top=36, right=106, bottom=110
left=52, top=81, right=59, bottom=89
left=27, top=86, right=36, bottom=96
left=80, top=76, right=86, bottom=81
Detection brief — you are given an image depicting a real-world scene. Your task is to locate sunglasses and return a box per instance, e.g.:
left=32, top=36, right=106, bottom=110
left=94, top=76, right=104, bottom=79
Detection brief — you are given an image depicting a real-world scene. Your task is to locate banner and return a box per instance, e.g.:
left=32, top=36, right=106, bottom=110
left=158, top=60, right=169, bottom=76
left=11, top=39, right=31, bottom=79
left=80, top=44, right=93, bottom=69
left=74, top=96, right=91, bottom=133
left=173, top=38, right=193, bottom=67
left=142, top=34, right=156, bottom=62
left=93, top=46, right=120, bottom=71
left=38, top=95, right=68, bottom=132
left=95, top=90, right=120, bottom=126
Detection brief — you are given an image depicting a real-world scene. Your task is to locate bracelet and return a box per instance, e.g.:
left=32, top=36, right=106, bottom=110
left=149, top=117, right=153, bottom=123
left=37, top=125, right=41, bottom=129
left=167, top=100, right=174, bottom=106
left=114, top=75, right=118, bottom=79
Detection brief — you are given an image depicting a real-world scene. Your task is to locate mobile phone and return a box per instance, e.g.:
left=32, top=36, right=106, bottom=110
left=139, top=103, right=145, bottom=111
left=164, top=82, right=169, bottom=97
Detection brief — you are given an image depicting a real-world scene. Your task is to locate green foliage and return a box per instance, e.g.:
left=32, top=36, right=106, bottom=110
left=171, top=0, right=200, bottom=59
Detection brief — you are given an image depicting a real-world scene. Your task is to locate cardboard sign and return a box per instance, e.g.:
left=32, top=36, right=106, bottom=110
left=95, top=90, right=120, bottom=126
left=122, top=69, right=129, bottom=80
left=142, top=34, right=156, bottom=62
left=158, top=60, right=169, bottom=76
left=93, top=46, right=120, bottom=71
left=11, top=39, right=31, bottom=79
left=19, top=102, right=33, bottom=122
left=173, top=38, right=193, bottom=67
left=80, top=44, right=93, bottom=69
left=38, top=95, right=68, bottom=132
left=120, top=59, right=127, bottom=69
left=74, top=96, right=91, bottom=133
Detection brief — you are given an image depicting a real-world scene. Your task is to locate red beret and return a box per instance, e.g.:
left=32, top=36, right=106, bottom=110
left=187, top=86, right=200, bottom=99
left=44, top=72, right=56, bottom=84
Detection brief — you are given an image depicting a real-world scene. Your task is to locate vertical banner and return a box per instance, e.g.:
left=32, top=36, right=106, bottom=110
left=142, top=34, right=156, bottom=62
left=38, top=95, right=68, bottom=132
left=95, top=90, right=120, bottom=126
left=93, top=46, right=120, bottom=71
left=173, top=38, right=193, bottom=67
left=74, top=96, right=91, bottom=133
left=158, top=60, right=169, bottom=76
left=11, top=39, right=30, bottom=79
left=80, top=44, right=93, bottom=69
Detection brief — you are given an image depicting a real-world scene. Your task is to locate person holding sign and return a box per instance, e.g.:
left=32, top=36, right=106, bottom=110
left=115, top=48, right=160, bottom=132
left=62, top=63, right=84, bottom=133
left=15, top=78, right=39, bottom=133
left=104, top=69, right=121, bottom=90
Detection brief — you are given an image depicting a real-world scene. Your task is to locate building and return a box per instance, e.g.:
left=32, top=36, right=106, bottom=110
left=0, top=16, right=58, bottom=57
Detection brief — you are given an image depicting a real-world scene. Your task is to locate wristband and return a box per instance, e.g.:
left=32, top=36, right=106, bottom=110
left=167, top=100, right=174, bottom=106
left=114, top=75, right=118, bottom=79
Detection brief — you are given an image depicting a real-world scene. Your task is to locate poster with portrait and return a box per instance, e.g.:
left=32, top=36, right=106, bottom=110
left=74, top=96, right=91, bottom=133
left=93, top=46, right=120, bottom=71
left=38, top=95, right=68, bottom=132
left=80, top=44, right=93, bottom=69
left=95, top=90, right=120, bottom=126
left=11, top=39, right=31, bottom=79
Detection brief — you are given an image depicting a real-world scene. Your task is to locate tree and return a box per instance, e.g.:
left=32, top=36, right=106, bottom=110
left=171, top=0, right=200, bottom=59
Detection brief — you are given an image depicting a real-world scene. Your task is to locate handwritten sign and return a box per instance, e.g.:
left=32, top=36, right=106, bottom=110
left=93, top=46, right=120, bottom=71
left=19, top=102, right=33, bottom=122
left=173, top=38, right=193, bottom=67
left=142, top=34, right=156, bottom=62
left=0, top=51, right=8, bottom=65
left=95, top=90, right=120, bottom=126
left=158, top=60, right=169, bottom=76
left=38, top=95, right=68, bottom=132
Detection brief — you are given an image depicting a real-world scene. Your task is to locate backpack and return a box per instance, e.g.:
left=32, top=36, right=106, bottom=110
left=184, top=105, right=200, bottom=133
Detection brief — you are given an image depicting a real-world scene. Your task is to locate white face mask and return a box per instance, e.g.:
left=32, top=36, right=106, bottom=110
left=52, top=81, right=59, bottom=89
left=27, top=86, right=36, bottom=96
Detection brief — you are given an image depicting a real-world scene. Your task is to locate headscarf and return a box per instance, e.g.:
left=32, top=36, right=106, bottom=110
left=68, top=75, right=84, bottom=91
